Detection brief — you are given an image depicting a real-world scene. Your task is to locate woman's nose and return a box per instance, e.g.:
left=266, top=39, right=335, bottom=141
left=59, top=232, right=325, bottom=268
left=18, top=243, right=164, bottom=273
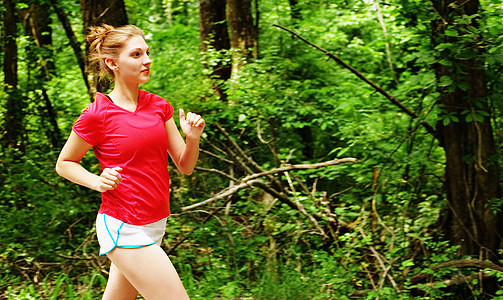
left=144, top=55, right=152, bottom=65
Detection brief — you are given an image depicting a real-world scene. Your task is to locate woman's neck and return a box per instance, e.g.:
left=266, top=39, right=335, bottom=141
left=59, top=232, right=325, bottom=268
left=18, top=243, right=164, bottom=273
left=110, top=82, right=139, bottom=105
left=108, top=81, right=140, bottom=111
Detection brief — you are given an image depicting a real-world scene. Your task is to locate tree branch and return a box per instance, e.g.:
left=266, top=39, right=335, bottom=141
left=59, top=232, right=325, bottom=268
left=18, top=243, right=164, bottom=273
left=241, top=157, right=358, bottom=183
left=273, top=24, right=439, bottom=140
left=214, top=123, right=288, bottom=194
left=199, top=148, right=234, bottom=164
left=182, top=179, right=263, bottom=211
left=186, top=158, right=357, bottom=211
left=195, top=166, right=238, bottom=181
left=215, top=123, right=265, bottom=173
left=184, top=157, right=358, bottom=237
left=410, top=259, right=503, bottom=284
left=49, top=0, right=89, bottom=91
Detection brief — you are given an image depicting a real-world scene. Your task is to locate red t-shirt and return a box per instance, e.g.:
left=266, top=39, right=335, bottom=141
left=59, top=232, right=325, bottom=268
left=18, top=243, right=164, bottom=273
left=73, top=90, right=174, bottom=225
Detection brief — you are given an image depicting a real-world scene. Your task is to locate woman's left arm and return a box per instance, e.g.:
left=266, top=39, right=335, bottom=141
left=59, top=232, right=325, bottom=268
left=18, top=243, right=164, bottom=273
left=166, top=108, right=205, bottom=175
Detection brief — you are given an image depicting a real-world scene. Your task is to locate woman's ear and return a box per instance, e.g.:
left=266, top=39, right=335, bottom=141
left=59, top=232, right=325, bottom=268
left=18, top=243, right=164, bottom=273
left=104, top=58, right=118, bottom=72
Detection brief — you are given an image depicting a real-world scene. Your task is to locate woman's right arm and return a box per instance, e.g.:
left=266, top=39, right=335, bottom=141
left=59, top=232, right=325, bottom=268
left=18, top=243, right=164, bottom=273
left=56, top=131, right=122, bottom=192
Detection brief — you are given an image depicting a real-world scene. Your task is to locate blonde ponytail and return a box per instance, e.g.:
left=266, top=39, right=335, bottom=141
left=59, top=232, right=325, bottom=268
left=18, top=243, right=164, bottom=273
left=86, top=24, right=145, bottom=79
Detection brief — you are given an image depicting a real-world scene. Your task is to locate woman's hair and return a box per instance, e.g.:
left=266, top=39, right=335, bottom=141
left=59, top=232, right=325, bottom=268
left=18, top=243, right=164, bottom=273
left=86, top=24, right=145, bottom=79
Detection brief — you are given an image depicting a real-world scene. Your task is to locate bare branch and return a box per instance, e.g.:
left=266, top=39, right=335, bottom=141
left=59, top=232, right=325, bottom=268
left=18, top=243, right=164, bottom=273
left=202, top=136, right=229, bottom=156
left=187, top=158, right=357, bottom=211
left=410, top=259, right=503, bottom=284
left=425, top=271, right=492, bottom=288
left=194, top=166, right=238, bottom=181
left=200, top=148, right=234, bottom=164
left=215, top=123, right=265, bottom=173
left=273, top=24, right=439, bottom=140
left=241, top=158, right=358, bottom=183
left=268, top=117, right=281, bottom=168
left=184, top=157, right=358, bottom=238
left=182, top=179, right=263, bottom=211
left=212, top=125, right=255, bottom=175
left=357, top=227, right=400, bottom=292
left=375, top=1, right=398, bottom=84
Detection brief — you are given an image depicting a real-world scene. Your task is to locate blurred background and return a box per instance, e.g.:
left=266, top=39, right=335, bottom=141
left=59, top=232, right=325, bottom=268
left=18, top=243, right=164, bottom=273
left=1, top=0, right=503, bottom=298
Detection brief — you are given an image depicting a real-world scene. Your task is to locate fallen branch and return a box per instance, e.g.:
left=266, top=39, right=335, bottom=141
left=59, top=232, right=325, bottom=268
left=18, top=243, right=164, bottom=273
left=185, top=157, right=358, bottom=239
left=184, top=158, right=357, bottom=211
left=422, top=271, right=492, bottom=288
left=273, top=24, right=439, bottom=140
left=213, top=123, right=287, bottom=194
left=199, top=148, right=234, bottom=164
left=182, top=179, right=264, bottom=211
left=410, top=259, right=503, bottom=284
left=357, top=227, right=400, bottom=293
left=242, top=158, right=358, bottom=183
left=195, top=166, right=238, bottom=181
left=215, top=123, right=264, bottom=173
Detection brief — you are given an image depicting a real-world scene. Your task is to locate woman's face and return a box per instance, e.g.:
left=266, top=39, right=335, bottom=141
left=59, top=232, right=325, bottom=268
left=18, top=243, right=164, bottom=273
left=113, top=35, right=152, bottom=84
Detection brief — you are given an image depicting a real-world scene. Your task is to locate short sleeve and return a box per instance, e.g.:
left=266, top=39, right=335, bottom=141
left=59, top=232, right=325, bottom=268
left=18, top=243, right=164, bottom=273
left=73, top=103, right=104, bottom=146
left=153, top=93, right=173, bottom=123
left=162, top=100, right=174, bottom=123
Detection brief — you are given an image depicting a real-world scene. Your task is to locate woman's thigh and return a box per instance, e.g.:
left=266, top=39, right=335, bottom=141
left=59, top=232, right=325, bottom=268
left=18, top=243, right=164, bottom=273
left=102, top=263, right=138, bottom=300
left=106, top=245, right=189, bottom=300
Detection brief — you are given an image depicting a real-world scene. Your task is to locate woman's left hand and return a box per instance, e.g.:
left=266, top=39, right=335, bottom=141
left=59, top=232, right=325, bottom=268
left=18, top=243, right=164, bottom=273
left=179, top=109, right=205, bottom=141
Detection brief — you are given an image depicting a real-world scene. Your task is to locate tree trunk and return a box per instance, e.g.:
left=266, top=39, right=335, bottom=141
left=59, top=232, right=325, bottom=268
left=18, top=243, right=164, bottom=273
left=80, top=0, right=129, bottom=100
left=432, top=0, right=503, bottom=260
left=80, top=0, right=129, bottom=33
left=20, top=2, right=55, bottom=76
left=50, top=0, right=89, bottom=91
left=2, top=0, right=24, bottom=151
left=226, top=0, right=258, bottom=78
left=288, top=0, right=301, bottom=23
left=199, top=0, right=231, bottom=101
left=19, top=1, right=62, bottom=149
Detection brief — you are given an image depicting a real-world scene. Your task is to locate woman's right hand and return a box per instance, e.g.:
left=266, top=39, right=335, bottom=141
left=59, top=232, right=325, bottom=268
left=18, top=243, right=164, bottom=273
left=95, top=166, right=123, bottom=192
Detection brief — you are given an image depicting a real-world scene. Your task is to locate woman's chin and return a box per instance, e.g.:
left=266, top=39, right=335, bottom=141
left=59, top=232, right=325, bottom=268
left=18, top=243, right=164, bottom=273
left=139, top=76, right=150, bottom=84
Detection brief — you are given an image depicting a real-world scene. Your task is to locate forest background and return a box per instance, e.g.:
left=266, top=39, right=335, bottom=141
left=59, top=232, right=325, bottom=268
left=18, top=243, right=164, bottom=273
left=1, top=0, right=503, bottom=299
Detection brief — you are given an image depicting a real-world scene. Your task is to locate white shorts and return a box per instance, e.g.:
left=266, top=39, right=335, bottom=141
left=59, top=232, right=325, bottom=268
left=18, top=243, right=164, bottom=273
left=95, top=213, right=167, bottom=256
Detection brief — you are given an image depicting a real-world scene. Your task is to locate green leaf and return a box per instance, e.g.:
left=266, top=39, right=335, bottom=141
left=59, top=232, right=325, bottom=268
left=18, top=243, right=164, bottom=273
left=475, top=113, right=484, bottom=123
left=492, top=53, right=503, bottom=64
left=16, top=3, right=29, bottom=9
left=434, top=43, right=454, bottom=51
left=444, top=28, right=459, bottom=37
left=456, top=81, right=470, bottom=91
left=416, top=53, right=436, bottom=64
left=401, top=259, right=415, bottom=268
left=477, top=110, right=490, bottom=116
left=438, top=75, right=453, bottom=87
left=338, top=147, right=351, bottom=157
left=437, top=59, right=453, bottom=67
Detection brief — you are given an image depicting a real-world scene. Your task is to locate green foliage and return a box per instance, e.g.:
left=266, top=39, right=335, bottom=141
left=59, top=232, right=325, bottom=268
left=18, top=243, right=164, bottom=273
left=5, top=271, right=107, bottom=299
left=1, top=0, right=503, bottom=298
